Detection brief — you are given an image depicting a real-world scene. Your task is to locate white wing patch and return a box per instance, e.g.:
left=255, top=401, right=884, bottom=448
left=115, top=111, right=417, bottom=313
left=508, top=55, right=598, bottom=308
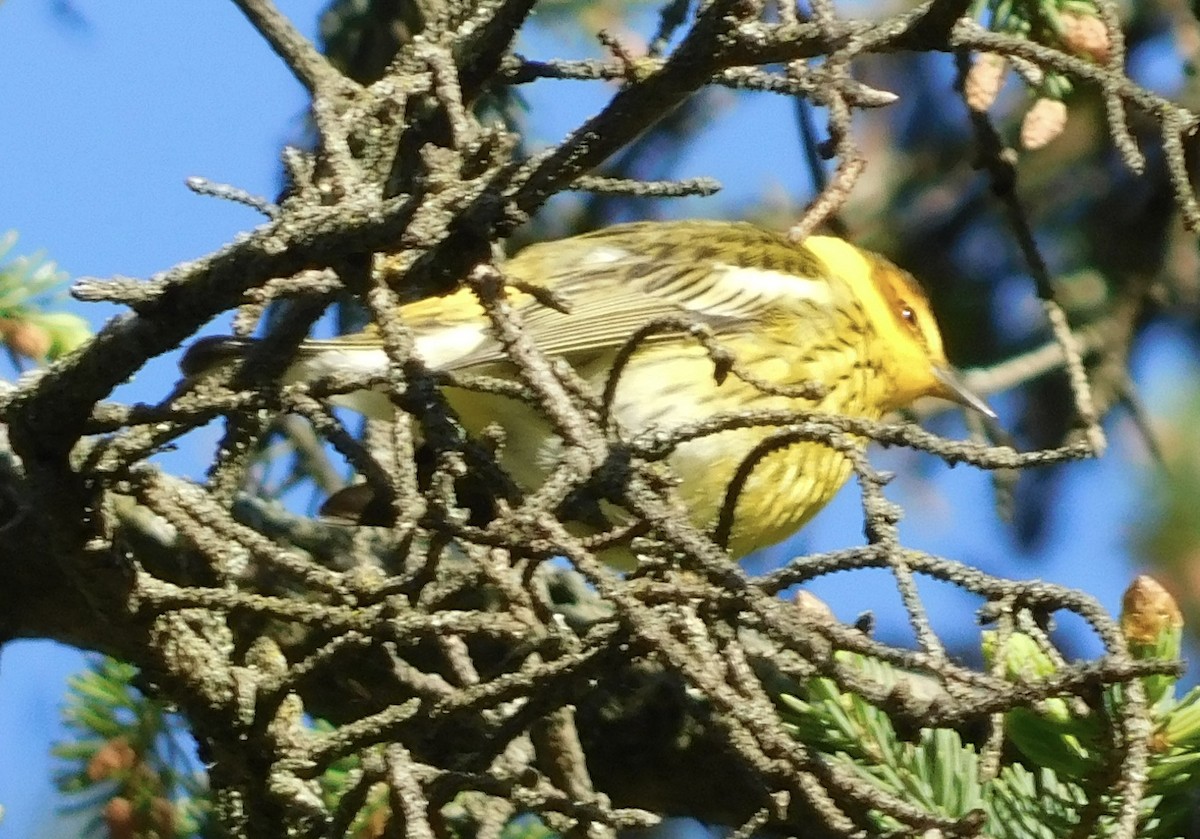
left=684, top=265, right=832, bottom=318
left=286, top=347, right=390, bottom=382
left=416, top=323, right=490, bottom=370
left=579, top=245, right=630, bottom=266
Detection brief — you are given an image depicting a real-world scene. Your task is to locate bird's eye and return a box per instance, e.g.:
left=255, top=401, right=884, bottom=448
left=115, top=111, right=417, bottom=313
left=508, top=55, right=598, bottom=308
left=900, top=304, right=917, bottom=327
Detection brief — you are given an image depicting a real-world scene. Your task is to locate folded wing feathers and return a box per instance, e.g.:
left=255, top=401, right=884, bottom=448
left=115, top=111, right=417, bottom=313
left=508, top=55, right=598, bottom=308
left=439, top=240, right=834, bottom=371
left=290, top=226, right=836, bottom=374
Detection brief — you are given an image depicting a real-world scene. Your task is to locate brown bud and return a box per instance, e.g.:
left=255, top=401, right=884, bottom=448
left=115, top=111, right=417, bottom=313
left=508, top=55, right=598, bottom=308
left=0, top=318, right=51, bottom=360
left=1121, top=575, right=1183, bottom=646
left=103, top=797, right=136, bottom=839
left=1020, top=97, right=1068, bottom=150
left=793, top=590, right=835, bottom=623
left=362, top=803, right=391, bottom=839
left=86, top=737, right=138, bottom=782
left=1059, top=11, right=1111, bottom=63
left=964, top=53, right=1008, bottom=112
left=150, top=797, right=177, bottom=835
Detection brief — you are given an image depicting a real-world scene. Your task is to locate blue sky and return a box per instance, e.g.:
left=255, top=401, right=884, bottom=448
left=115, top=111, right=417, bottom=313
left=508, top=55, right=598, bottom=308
left=0, top=3, right=329, bottom=834
left=0, top=2, right=1187, bottom=836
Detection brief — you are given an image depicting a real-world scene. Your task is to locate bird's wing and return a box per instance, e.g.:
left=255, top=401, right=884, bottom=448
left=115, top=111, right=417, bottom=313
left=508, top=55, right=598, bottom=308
left=293, top=223, right=837, bottom=373
left=442, top=282, right=746, bottom=370
left=440, top=230, right=829, bottom=371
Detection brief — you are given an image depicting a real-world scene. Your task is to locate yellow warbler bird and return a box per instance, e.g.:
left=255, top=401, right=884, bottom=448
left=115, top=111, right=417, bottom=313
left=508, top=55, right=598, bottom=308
left=183, top=220, right=992, bottom=565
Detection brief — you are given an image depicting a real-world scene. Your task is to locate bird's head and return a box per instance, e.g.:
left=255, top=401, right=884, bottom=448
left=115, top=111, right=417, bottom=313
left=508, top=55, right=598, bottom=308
left=804, top=236, right=994, bottom=419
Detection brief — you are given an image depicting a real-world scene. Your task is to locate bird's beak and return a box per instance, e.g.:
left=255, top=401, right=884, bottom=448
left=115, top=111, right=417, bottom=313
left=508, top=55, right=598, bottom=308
left=933, top=366, right=997, bottom=420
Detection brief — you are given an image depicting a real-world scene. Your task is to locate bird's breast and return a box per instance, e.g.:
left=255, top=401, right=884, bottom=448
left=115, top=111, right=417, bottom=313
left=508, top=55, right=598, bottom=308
left=595, top=335, right=877, bottom=554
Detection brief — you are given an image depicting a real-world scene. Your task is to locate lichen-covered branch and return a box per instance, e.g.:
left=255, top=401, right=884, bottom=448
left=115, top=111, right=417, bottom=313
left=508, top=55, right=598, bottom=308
left=3, top=0, right=1198, bottom=837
